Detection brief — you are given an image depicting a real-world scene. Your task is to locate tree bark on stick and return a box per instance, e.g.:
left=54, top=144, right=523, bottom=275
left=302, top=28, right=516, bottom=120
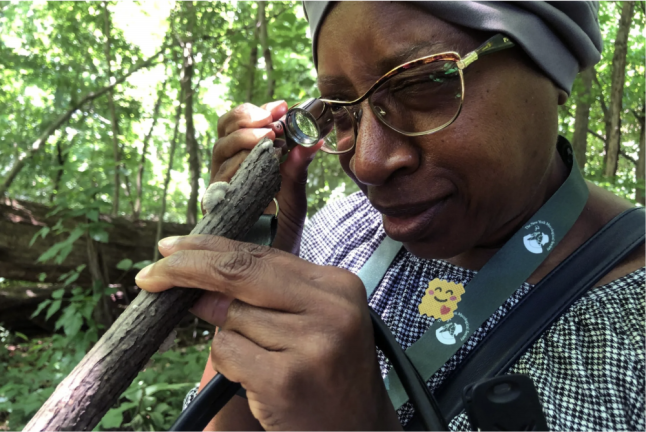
left=24, top=139, right=282, bottom=432
left=258, top=1, right=274, bottom=100
left=0, top=47, right=164, bottom=197
left=604, top=0, right=635, bottom=178
left=103, top=1, right=122, bottom=217
left=154, top=89, right=184, bottom=262
left=571, top=68, right=594, bottom=171
left=134, top=81, right=166, bottom=220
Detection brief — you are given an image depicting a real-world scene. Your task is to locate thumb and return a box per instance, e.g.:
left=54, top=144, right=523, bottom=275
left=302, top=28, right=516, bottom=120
left=281, top=140, right=324, bottom=184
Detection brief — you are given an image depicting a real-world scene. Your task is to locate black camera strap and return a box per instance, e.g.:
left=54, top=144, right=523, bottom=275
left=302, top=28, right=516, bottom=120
left=403, top=206, right=645, bottom=430
left=359, top=139, right=590, bottom=411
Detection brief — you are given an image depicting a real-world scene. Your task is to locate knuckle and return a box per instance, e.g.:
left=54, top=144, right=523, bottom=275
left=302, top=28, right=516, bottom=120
left=238, top=241, right=274, bottom=259
left=165, top=250, right=191, bottom=271
left=224, top=299, right=245, bottom=326
left=214, top=250, right=257, bottom=282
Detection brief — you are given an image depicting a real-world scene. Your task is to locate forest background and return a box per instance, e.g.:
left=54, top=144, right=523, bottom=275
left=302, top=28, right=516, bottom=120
left=0, top=1, right=643, bottom=430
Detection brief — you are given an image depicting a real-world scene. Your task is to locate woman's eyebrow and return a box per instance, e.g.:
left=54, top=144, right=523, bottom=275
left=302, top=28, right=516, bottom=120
left=317, top=41, right=450, bottom=98
left=376, top=41, right=449, bottom=72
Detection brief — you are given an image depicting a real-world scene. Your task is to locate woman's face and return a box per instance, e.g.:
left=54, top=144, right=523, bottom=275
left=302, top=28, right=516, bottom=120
left=317, top=2, right=566, bottom=259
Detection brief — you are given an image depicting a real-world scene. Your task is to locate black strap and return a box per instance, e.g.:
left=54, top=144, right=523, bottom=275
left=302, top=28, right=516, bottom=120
left=240, top=214, right=277, bottom=246
left=405, top=207, right=645, bottom=430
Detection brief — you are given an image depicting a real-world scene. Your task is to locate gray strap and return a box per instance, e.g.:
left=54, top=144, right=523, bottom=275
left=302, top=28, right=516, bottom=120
left=357, top=236, right=403, bottom=299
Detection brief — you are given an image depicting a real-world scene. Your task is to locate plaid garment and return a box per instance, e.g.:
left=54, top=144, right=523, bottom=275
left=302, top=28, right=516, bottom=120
left=184, top=191, right=645, bottom=431
left=298, top=192, right=645, bottom=431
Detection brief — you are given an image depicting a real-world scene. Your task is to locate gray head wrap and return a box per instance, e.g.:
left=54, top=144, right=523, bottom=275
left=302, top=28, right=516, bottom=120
left=303, top=1, right=602, bottom=94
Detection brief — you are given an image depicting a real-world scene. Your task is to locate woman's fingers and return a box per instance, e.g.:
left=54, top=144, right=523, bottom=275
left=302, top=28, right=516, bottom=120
left=210, top=329, right=275, bottom=387
left=189, top=291, right=233, bottom=326
left=212, top=128, right=274, bottom=166
left=136, top=239, right=314, bottom=311
left=217, top=101, right=287, bottom=138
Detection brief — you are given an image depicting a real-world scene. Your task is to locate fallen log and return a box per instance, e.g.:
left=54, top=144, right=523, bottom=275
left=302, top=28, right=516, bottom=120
left=0, top=198, right=191, bottom=286
left=24, top=139, right=282, bottom=431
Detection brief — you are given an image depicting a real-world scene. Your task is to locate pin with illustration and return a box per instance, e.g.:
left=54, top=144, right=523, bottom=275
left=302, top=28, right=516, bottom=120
left=418, top=278, right=465, bottom=321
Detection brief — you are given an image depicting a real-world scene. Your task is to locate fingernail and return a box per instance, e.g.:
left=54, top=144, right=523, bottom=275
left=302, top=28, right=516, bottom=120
left=159, top=236, right=180, bottom=249
left=266, top=100, right=285, bottom=111
left=136, top=263, right=153, bottom=281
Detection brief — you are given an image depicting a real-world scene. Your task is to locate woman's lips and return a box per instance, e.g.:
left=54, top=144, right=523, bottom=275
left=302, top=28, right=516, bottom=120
left=376, top=197, right=449, bottom=242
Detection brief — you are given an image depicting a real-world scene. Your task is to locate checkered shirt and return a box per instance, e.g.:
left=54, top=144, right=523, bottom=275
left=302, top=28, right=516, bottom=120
left=298, top=192, right=646, bottom=431
left=183, top=191, right=645, bottom=430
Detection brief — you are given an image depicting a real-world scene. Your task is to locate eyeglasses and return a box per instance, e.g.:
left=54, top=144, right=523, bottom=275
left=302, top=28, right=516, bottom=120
left=312, top=34, right=515, bottom=154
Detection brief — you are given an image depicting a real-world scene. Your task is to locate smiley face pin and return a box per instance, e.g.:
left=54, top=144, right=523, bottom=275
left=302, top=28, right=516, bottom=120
left=418, top=279, right=466, bottom=321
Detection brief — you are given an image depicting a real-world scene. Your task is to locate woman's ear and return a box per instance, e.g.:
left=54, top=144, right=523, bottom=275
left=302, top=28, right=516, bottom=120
left=557, top=89, right=569, bottom=105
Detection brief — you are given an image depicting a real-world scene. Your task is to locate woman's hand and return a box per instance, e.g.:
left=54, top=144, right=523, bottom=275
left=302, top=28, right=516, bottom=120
left=136, top=235, right=402, bottom=431
left=212, top=101, right=322, bottom=254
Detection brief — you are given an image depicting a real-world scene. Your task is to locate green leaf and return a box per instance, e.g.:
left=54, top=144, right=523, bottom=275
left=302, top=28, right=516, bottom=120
left=144, top=382, right=194, bottom=396
left=14, top=332, right=28, bottom=341
left=63, top=314, right=83, bottom=338
left=149, top=412, right=165, bottom=428
left=133, top=260, right=152, bottom=270
left=29, top=226, right=50, bottom=247
left=45, top=299, right=62, bottom=321
left=54, top=244, right=73, bottom=265
left=37, top=242, right=65, bottom=263
left=116, top=258, right=133, bottom=271
left=63, top=272, right=80, bottom=287
left=100, top=408, right=123, bottom=429
left=51, top=289, right=65, bottom=299
left=31, top=300, right=51, bottom=318
left=76, top=264, right=86, bottom=272
left=38, top=272, right=47, bottom=282
left=86, top=209, right=99, bottom=222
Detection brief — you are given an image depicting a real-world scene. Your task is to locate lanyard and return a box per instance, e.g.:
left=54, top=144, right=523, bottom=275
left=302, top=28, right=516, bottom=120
left=357, top=139, right=589, bottom=410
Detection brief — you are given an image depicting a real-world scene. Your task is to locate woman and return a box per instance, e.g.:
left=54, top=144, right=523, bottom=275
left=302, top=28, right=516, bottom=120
left=135, top=2, right=645, bottom=430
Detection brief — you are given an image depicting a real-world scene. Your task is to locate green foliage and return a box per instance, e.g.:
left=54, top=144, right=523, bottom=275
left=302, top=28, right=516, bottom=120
left=0, top=1, right=644, bottom=430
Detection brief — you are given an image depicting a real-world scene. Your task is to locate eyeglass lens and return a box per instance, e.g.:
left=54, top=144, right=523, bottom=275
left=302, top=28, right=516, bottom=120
left=320, top=60, right=462, bottom=153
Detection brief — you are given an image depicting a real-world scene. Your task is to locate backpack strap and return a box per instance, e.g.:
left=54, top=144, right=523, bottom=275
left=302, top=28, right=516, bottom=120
left=404, top=207, right=645, bottom=429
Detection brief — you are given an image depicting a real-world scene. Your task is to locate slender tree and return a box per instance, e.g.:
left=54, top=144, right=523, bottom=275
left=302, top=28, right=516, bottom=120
left=604, top=0, right=635, bottom=178
left=572, top=68, right=595, bottom=170
left=134, top=81, right=167, bottom=220
left=103, top=1, right=122, bottom=217
left=245, top=4, right=261, bottom=102
left=154, top=89, right=184, bottom=261
left=258, top=1, right=275, bottom=100
left=0, top=47, right=164, bottom=196
left=179, top=1, right=201, bottom=225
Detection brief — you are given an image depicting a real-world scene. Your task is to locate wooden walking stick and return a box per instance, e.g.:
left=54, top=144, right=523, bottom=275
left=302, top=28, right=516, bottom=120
left=25, top=139, right=282, bottom=431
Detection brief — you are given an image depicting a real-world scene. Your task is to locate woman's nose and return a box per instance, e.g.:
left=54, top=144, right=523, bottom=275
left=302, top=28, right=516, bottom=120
left=350, top=104, right=419, bottom=186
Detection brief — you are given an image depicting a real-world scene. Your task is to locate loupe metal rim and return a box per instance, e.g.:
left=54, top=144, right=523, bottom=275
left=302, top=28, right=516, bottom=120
left=285, top=108, right=321, bottom=147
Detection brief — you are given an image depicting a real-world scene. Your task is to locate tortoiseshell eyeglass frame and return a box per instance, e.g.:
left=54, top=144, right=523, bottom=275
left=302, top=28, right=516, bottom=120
left=317, top=34, right=515, bottom=151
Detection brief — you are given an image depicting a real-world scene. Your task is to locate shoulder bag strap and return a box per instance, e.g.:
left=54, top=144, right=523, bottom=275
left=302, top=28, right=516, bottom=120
left=407, top=207, right=644, bottom=427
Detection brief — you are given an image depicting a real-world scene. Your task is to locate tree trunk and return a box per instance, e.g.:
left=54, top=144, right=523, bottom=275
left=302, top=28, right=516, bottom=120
left=180, top=2, right=201, bottom=226
left=134, top=81, right=166, bottom=220
left=637, top=113, right=645, bottom=205
left=103, top=1, right=121, bottom=217
left=604, top=0, right=635, bottom=178
left=50, top=138, right=66, bottom=203
left=154, top=89, right=183, bottom=261
left=245, top=5, right=260, bottom=103
left=571, top=68, right=594, bottom=171
left=24, top=139, right=282, bottom=432
left=0, top=198, right=190, bottom=287
left=0, top=47, right=165, bottom=197
left=258, top=1, right=274, bottom=100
